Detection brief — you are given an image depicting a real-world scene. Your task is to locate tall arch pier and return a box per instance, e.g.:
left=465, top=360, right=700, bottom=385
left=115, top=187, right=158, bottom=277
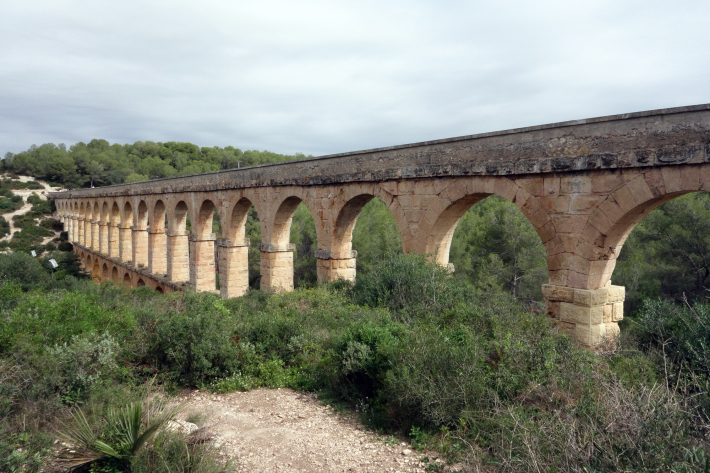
left=50, top=104, right=710, bottom=348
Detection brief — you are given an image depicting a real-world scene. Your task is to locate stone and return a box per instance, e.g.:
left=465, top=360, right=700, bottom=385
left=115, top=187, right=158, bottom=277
left=541, top=284, right=574, bottom=303
left=573, top=288, right=608, bottom=307
left=560, top=303, right=604, bottom=325
left=606, top=285, right=625, bottom=303
left=165, top=420, right=199, bottom=435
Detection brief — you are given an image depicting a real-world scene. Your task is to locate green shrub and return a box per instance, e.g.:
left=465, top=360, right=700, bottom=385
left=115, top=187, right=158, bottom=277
left=148, top=293, right=240, bottom=386
left=349, top=253, right=468, bottom=322
left=46, top=332, right=119, bottom=404
left=57, top=241, right=73, bottom=251
left=0, top=252, right=50, bottom=291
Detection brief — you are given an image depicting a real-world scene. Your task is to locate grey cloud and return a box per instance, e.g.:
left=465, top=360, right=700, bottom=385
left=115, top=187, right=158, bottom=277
left=1, top=0, right=709, bottom=156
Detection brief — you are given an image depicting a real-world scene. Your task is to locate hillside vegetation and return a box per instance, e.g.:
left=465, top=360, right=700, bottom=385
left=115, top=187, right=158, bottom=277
left=0, top=141, right=709, bottom=472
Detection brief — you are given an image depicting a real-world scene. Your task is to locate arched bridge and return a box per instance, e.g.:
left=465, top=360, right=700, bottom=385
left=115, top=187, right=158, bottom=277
left=49, top=104, right=710, bottom=348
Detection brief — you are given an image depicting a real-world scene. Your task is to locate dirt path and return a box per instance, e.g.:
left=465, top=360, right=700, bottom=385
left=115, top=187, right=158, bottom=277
left=0, top=175, right=63, bottom=242
left=176, top=388, right=455, bottom=473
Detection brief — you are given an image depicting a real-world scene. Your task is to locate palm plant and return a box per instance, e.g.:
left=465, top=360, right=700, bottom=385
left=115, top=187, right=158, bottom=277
left=56, top=394, right=183, bottom=471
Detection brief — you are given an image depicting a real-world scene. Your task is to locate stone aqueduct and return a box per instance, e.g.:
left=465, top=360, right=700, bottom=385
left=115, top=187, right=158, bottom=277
left=50, top=104, right=710, bottom=348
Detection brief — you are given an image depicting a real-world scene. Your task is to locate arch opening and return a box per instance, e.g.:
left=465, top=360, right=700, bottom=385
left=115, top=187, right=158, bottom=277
left=110, top=202, right=120, bottom=224
left=446, top=194, right=547, bottom=302
left=122, top=202, right=134, bottom=226
left=137, top=278, right=145, bottom=287
left=152, top=200, right=167, bottom=232
left=196, top=200, right=216, bottom=235
left=92, top=261, right=100, bottom=283
left=269, top=197, right=319, bottom=288
left=172, top=201, right=188, bottom=233
left=111, top=266, right=119, bottom=283
left=137, top=201, right=148, bottom=228
left=610, top=190, right=710, bottom=312
left=346, top=196, right=403, bottom=277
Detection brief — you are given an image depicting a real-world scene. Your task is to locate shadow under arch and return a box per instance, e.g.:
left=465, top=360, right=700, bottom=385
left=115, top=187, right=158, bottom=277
left=111, top=266, right=119, bottom=283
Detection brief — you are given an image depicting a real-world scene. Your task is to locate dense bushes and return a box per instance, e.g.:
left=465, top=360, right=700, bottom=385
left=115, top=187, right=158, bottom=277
left=0, top=250, right=708, bottom=471
left=349, top=253, right=470, bottom=322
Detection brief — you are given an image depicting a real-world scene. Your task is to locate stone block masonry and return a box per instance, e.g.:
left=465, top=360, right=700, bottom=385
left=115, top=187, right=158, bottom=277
left=52, top=103, right=710, bottom=349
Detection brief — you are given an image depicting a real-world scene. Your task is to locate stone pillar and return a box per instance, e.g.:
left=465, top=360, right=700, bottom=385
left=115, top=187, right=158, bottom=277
left=543, top=283, right=625, bottom=348
left=118, top=224, right=133, bottom=263
left=91, top=220, right=99, bottom=249
left=167, top=231, right=190, bottom=282
left=131, top=227, right=149, bottom=268
left=315, top=249, right=357, bottom=284
left=99, top=222, right=109, bottom=254
left=148, top=229, right=167, bottom=275
left=259, top=243, right=296, bottom=292
left=108, top=223, right=120, bottom=258
left=189, top=233, right=216, bottom=292
left=84, top=218, right=91, bottom=246
left=77, top=219, right=84, bottom=245
left=218, top=238, right=250, bottom=298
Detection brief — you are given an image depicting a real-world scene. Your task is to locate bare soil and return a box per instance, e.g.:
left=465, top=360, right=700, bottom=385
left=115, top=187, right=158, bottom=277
left=0, top=175, right=63, bottom=243
left=176, top=388, right=456, bottom=473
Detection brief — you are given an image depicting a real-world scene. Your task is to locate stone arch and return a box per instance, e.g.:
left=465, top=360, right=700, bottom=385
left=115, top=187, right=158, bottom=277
left=271, top=195, right=311, bottom=248
left=411, top=177, right=525, bottom=265
left=110, top=201, right=120, bottom=224
left=111, top=266, right=119, bottom=283
left=123, top=272, right=131, bottom=286
left=92, top=259, right=100, bottom=283
left=102, top=263, right=109, bottom=281
left=122, top=201, right=134, bottom=226
left=224, top=197, right=253, bottom=242
left=195, top=199, right=216, bottom=235
left=332, top=194, right=375, bottom=255
left=155, top=286, right=164, bottom=293
left=569, top=167, right=709, bottom=290
left=136, top=278, right=146, bottom=287
left=152, top=200, right=167, bottom=231
left=101, top=201, right=109, bottom=223
left=170, top=201, right=189, bottom=233
left=137, top=200, right=149, bottom=229
left=423, top=194, right=490, bottom=265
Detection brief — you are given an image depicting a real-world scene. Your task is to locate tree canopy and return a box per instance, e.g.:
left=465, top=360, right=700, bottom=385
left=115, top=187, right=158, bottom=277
left=2, top=139, right=308, bottom=188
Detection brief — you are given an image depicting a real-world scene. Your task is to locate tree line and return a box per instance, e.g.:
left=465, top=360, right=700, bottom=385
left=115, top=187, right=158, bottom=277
left=2, top=139, right=308, bottom=188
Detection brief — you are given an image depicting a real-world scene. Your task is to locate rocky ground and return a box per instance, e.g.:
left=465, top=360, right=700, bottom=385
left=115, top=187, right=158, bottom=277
left=175, top=388, right=460, bottom=473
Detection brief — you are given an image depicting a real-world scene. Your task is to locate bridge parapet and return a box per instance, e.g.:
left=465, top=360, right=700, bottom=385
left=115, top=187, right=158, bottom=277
left=51, top=104, right=710, bottom=349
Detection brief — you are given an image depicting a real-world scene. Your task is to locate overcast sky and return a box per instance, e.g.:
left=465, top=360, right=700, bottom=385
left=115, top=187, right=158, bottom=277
left=1, top=1, right=709, bottom=157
